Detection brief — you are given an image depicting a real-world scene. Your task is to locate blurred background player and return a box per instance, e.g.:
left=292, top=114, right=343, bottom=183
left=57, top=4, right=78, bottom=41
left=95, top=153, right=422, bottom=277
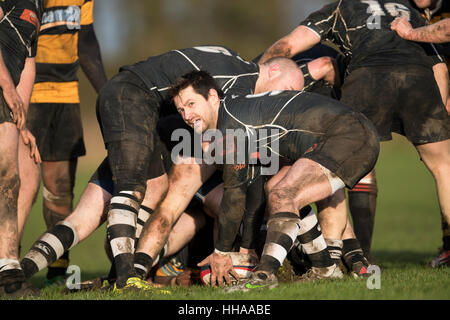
left=0, top=0, right=42, bottom=297
left=404, top=0, right=450, bottom=267
left=18, top=0, right=107, bottom=285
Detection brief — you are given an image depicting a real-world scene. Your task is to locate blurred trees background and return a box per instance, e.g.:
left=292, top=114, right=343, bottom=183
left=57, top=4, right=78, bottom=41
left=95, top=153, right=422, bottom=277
left=78, top=0, right=334, bottom=170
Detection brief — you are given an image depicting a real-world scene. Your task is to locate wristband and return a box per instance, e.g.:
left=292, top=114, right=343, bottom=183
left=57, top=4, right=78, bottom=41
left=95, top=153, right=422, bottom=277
left=214, top=248, right=229, bottom=256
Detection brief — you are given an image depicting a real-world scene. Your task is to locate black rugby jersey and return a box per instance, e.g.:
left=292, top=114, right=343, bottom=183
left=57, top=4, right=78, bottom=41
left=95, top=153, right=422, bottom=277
left=0, top=0, right=39, bottom=86
left=120, top=46, right=259, bottom=103
left=300, top=0, right=443, bottom=73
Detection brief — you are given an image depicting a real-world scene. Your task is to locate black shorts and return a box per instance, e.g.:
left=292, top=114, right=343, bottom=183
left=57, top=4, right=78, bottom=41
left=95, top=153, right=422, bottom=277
left=26, top=103, right=86, bottom=161
left=0, top=91, right=14, bottom=125
left=301, top=108, right=380, bottom=189
left=89, top=152, right=167, bottom=195
left=340, top=65, right=450, bottom=144
left=96, top=71, right=164, bottom=192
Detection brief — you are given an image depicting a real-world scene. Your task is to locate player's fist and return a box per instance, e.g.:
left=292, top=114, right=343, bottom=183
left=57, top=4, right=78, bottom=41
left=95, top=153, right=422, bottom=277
left=391, top=17, right=413, bottom=40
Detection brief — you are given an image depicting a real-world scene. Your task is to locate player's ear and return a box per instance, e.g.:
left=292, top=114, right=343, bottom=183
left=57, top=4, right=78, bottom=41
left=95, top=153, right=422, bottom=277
left=208, top=88, right=219, bottom=101
left=268, top=63, right=281, bottom=79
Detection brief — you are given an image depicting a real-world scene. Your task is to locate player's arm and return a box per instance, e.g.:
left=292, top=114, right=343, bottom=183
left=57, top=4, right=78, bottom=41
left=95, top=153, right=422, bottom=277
left=136, top=161, right=216, bottom=256
left=16, top=57, right=35, bottom=113
left=239, top=174, right=265, bottom=258
left=0, top=7, right=26, bottom=130
left=307, top=56, right=341, bottom=88
left=16, top=57, right=41, bottom=163
left=198, top=163, right=252, bottom=286
left=391, top=17, right=450, bottom=43
left=259, top=2, right=338, bottom=64
left=259, top=26, right=321, bottom=64
left=78, top=0, right=107, bottom=93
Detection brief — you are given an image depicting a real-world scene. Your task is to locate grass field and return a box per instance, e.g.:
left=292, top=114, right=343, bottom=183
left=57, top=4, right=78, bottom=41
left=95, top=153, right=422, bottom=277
left=14, top=135, right=450, bottom=300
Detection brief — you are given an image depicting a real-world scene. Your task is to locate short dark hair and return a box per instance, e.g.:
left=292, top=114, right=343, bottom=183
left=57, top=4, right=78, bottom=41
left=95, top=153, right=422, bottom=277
left=168, top=70, right=224, bottom=102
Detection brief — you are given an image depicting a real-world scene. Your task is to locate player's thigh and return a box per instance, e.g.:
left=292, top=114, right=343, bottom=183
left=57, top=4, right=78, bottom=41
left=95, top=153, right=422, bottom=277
left=415, top=139, right=450, bottom=173
left=269, top=158, right=327, bottom=204
left=0, top=122, right=19, bottom=163
left=265, top=165, right=291, bottom=194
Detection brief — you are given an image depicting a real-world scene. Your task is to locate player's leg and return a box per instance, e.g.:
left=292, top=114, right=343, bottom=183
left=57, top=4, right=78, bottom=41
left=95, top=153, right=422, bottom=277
left=17, top=136, right=40, bottom=246
left=96, top=75, right=162, bottom=289
left=264, top=165, right=338, bottom=280
left=254, top=158, right=341, bottom=286
left=133, top=163, right=216, bottom=280
left=40, top=159, right=77, bottom=283
left=152, top=208, right=209, bottom=287
left=397, top=65, right=450, bottom=267
left=20, top=181, right=111, bottom=279
left=316, top=189, right=346, bottom=267
left=341, top=219, right=371, bottom=277
left=415, top=139, right=450, bottom=267
left=347, top=170, right=378, bottom=262
left=0, top=122, right=37, bottom=297
left=131, top=174, right=169, bottom=280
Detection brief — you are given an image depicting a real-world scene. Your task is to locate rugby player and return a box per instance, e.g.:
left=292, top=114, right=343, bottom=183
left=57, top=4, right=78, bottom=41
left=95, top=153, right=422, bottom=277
left=169, top=70, right=379, bottom=290
left=259, top=44, right=372, bottom=274
left=0, top=0, right=42, bottom=297
left=259, top=0, right=450, bottom=267
left=411, top=0, right=450, bottom=268
left=17, top=0, right=107, bottom=286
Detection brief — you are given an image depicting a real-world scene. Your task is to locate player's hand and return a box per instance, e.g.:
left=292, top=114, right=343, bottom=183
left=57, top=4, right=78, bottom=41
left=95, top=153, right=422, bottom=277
left=390, top=17, right=413, bottom=40
left=3, top=86, right=25, bottom=130
left=198, top=251, right=239, bottom=287
left=20, top=128, right=41, bottom=164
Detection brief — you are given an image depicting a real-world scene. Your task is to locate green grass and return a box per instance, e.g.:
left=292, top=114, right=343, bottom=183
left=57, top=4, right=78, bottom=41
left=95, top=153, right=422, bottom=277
left=11, top=135, right=450, bottom=300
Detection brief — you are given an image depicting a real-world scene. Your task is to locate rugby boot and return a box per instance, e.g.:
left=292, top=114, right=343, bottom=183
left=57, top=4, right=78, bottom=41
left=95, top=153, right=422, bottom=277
left=430, top=249, right=450, bottom=268
left=0, top=269, right=39, bottom=298
left=295, top=264, right=344, bottom=283
left=343, top=250, right=371, bottom=278
left=224, top=270, right=278, bottom=293
left=112, top=277, right=171, bottom=295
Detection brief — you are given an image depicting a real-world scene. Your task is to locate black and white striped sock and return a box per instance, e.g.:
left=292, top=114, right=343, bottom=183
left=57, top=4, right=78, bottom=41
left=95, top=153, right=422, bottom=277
left=297, top=206, right=335, bottom=270
left=107, top=191, right=140, bottom=288
left=134, top=244, right=167, bottom=279
left=258, top=212, right=300, bottom=275
left=0, top=259, right=22, bottom=273
left=325, top=239, right=343, bottom=266
left=135, top=205, right=153, bottom=244
left=21, top=221, right=78, bottom=278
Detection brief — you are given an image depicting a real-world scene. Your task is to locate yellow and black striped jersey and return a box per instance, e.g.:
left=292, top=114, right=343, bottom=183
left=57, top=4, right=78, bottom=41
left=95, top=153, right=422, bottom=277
left=31, top=0, right=94, bottom=104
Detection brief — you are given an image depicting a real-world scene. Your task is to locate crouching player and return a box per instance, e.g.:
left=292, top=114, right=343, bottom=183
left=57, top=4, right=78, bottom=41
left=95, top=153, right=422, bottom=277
left=170, top=71, right=380, bottom=290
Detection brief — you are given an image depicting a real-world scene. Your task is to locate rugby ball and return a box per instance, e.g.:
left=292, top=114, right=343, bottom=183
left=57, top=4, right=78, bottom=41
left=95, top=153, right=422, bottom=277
left=200, top=252, right=258, bottom=285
